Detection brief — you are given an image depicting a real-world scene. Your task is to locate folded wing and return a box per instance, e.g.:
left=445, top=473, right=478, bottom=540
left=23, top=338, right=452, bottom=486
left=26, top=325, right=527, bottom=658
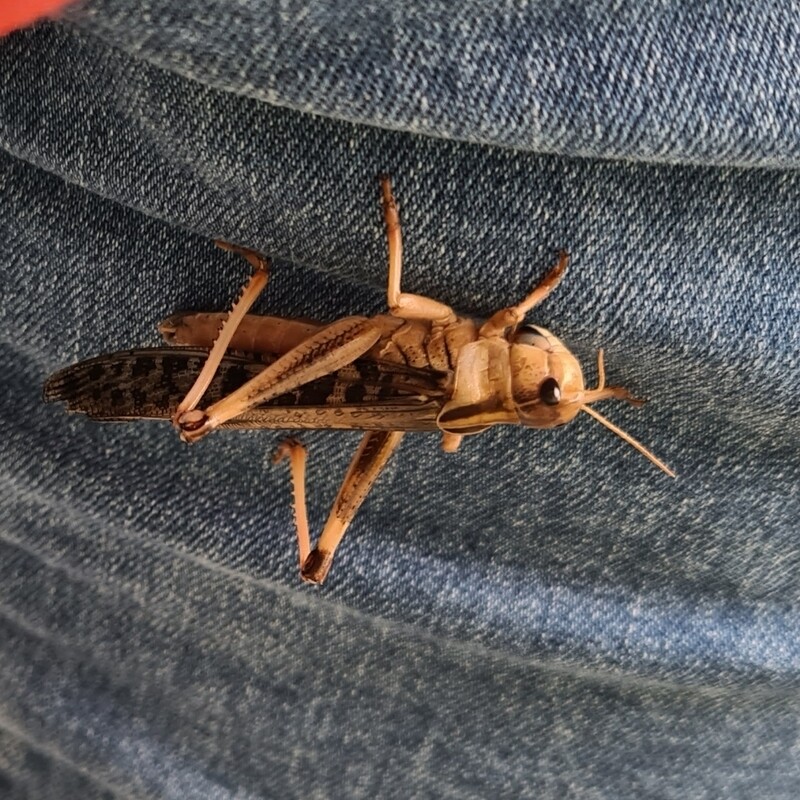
left=44, top=347, right=448, bottom=432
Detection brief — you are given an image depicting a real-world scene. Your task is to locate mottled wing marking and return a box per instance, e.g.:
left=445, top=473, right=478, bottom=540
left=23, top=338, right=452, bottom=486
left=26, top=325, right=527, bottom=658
left=44, top=349, right=259, bottom=420
left=44, top=348, right=449, bottom=432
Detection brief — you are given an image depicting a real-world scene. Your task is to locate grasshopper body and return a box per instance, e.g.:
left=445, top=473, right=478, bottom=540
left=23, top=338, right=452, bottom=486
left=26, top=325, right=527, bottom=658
left=45, top=177, right=673, bottom=584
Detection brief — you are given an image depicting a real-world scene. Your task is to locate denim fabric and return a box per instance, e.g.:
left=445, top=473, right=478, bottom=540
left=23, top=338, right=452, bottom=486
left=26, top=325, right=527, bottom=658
left=62, top=0, right=800, bottom=168
left=1, top=7, right=800, bottom=800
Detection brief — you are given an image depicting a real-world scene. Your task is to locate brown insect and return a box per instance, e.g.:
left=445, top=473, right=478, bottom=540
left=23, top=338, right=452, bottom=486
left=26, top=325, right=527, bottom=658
left=45, top=176, right=675, bottom=584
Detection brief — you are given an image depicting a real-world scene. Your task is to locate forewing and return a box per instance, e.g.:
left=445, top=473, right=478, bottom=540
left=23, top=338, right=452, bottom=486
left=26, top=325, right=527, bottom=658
left=44, top=347, right=447, bottom=432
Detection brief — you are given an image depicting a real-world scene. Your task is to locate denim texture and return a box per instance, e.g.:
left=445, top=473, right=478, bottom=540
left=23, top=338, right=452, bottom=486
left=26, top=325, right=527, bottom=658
left=1, top=6, right=800, bottom=799
left=64, top=0, right=800, bottom=168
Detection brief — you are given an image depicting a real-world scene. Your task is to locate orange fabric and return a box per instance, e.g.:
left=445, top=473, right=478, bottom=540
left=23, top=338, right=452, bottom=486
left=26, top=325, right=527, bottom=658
left=0, top=0, right=75, bottom=35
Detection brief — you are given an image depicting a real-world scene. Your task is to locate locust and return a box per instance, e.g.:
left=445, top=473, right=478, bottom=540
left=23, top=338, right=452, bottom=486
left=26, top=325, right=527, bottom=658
left=45, top=176, right=675, bottom=584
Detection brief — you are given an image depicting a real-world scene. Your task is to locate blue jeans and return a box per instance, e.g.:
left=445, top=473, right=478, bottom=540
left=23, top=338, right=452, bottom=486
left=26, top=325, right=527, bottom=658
left=1, top=4, right=799, bottom=798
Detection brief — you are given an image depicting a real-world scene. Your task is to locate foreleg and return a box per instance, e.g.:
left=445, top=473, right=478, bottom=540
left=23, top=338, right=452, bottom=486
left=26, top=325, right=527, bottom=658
left=478, top=251, right=569, bottom=338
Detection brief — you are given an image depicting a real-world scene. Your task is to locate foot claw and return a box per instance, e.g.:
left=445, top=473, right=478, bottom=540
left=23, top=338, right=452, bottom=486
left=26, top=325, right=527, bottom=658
left=301, top=548, right=332, bottom=584
left=174, top=409, right=211, bottom=442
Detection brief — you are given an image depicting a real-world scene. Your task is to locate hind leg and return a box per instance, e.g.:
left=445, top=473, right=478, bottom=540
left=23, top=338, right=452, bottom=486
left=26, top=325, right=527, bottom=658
left=274, top=431, right=405, bottom=584
left=380, top=175, right=457, bottom=324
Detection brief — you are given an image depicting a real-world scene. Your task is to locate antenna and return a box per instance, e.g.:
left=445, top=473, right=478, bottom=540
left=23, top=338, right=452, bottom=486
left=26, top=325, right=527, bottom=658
left=580, top=404, right=676, bottom=478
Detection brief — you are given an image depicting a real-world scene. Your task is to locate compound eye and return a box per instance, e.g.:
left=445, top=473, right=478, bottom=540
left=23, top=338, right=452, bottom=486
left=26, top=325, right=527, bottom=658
left=514, top=324, right=550, bottom=349
left=539, top=377, right=561, bottom=406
